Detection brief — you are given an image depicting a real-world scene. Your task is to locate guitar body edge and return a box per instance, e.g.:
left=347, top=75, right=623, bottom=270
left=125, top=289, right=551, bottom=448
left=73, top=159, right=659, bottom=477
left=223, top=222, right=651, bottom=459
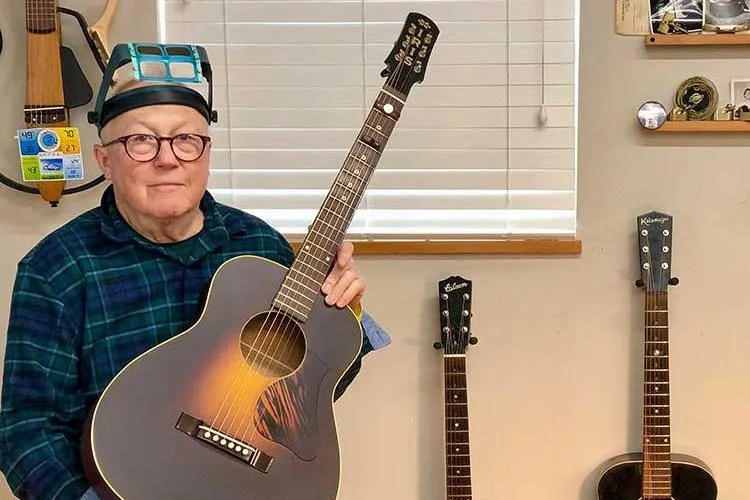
left=82, top=255, right=363, bottom=500
left=596, top=452, right=718, bottom=500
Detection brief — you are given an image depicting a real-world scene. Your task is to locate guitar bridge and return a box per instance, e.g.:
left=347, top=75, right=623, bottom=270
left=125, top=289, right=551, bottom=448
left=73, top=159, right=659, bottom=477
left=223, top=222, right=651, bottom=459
left=175, top=412, right=274, bottom=473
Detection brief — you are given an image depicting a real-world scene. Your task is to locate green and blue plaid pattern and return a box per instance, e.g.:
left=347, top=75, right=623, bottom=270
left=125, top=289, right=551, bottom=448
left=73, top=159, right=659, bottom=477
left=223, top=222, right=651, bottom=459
left=0, top=186, right=375, bottom=499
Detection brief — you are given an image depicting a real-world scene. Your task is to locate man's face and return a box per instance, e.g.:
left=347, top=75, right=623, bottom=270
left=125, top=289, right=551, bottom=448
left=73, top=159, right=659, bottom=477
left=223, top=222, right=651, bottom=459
left=94, top=104, right=211, bottom=223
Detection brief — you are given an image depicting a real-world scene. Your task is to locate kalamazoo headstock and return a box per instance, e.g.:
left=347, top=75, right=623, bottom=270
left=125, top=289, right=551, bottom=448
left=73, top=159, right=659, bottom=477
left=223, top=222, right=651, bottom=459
left=636, top=211, right=676, bottom=292
left=381, top=12, right=439, bottom=97
left=435, top=276, right=477, bottom=355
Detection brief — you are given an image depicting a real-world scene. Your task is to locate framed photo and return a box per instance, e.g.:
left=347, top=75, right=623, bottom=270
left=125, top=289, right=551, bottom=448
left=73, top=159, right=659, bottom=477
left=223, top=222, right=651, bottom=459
left=730, top=78, right=750, bottom=108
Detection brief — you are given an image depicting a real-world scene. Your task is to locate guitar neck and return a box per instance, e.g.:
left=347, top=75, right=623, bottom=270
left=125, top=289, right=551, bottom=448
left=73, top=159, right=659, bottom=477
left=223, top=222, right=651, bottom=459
left=642, top=291, right=672, bottom=499
left=444, top=355, right=472, bottom=500
left=272, top=87, right=405, bottom=321
left=25, top=0, right=67, bottom=126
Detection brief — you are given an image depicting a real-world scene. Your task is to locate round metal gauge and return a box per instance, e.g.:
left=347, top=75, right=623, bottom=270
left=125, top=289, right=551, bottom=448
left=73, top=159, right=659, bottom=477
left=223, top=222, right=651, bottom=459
left=674, top=77, right=719, bottom=121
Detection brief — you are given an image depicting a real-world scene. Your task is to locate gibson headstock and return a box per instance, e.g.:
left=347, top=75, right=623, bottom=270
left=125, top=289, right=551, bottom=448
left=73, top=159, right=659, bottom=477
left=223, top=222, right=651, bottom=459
left=381, top=12, right=439, bottom=97
left=636, top=211, right=675, bottom=292
left=436, top=276, right=476, bottom=355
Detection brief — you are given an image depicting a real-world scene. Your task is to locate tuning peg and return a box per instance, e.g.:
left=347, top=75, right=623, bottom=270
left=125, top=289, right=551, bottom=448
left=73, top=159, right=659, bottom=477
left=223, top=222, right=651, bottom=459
left=433, top=341, right=442, bottom=350
left=669, top=277, right=679, bottom=286
left=380, top=67, right=391, bottom=78
left=469, top=337, right=479, bottom=345
left=635, top=279, right=644, bottom=288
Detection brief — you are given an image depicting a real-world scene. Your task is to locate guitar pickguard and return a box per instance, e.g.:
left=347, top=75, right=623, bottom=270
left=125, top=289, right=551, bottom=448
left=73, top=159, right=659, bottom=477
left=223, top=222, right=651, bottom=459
left=254, top=349, right=331, bottom=461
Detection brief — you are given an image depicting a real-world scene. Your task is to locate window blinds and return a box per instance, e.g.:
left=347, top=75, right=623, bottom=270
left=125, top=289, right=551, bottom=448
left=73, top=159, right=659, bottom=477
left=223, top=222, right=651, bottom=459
left=160, top=0, right=578, bottom=238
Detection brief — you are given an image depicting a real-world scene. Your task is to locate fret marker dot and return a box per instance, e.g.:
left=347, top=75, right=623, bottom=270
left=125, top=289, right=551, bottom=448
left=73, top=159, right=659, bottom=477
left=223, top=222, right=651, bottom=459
left=664, top=438, right=668, bottom=443
left=304, top=245, right=310, bottom=251
left=361, top=155, right=367, bottom=160
left=455, top=469, right=461, bottom=474
left=376, top=125, right=382, bottom=130
left=453, top=395, right=458, bottom=400
left=342, top=196, right=347, bottom=201
left=354, top=169, right=360, bottom=174
left=654, top=409, right=659, bottom=414
left=384, top=103, right=394, bottom=114
left=325, top=256, right=330, bottom=262
left=455, top=447, right=460, bottom=452
left=646, top=438, right=650, bottom=443
left=654, top=350, right=660, bottom=355
left=655, top=387, right=659, bottom=392
left=454, top=423, right=459, bottom=428
left=348, top=182, right=353, bottom=188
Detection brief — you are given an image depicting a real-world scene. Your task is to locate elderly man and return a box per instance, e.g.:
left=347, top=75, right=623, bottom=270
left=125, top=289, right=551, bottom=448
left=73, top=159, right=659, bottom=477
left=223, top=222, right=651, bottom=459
left=0, top=44, right=387, bottom=499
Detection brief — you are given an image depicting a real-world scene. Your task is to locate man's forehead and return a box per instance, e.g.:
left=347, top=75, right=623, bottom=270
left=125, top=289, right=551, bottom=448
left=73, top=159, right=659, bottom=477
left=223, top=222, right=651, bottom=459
left=104, top=104, right=209, bottom=135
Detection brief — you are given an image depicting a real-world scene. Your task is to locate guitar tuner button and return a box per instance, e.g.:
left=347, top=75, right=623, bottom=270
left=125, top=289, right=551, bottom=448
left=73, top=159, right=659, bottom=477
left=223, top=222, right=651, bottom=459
left=635, top=279, right=644, bottom=287
left=669, top=277, right=680, bottom=286
left=433, top=341, right=442, bottom=349
left=469, top=337, right=478, bottom=345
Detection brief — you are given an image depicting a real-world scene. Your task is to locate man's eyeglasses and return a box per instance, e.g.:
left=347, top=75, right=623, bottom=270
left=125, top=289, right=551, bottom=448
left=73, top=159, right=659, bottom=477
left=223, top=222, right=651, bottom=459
left=101, top=133, right=211, bottom=162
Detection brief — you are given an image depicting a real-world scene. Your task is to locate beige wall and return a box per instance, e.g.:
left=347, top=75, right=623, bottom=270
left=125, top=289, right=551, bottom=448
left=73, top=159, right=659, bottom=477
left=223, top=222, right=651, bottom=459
left=0, top=0, right=748, bottom=499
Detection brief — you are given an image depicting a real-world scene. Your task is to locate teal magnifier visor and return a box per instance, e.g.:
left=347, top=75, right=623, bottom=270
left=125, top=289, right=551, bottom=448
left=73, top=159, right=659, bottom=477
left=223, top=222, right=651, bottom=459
left=88, top=43, right=218, bottom=131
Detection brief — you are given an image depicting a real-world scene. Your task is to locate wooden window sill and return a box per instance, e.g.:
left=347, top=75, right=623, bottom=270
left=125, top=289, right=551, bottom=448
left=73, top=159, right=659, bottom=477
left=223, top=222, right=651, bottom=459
left=290, top=239, right=581, bottom=255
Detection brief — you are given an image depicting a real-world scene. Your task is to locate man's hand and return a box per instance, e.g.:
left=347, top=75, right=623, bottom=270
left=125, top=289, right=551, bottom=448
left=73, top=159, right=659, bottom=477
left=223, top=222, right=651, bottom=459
left=321, top=242, right=365, bottom=309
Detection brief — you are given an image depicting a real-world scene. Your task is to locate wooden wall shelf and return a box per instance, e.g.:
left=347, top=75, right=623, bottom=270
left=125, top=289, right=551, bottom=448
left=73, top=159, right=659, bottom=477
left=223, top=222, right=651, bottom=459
left=649, top=121, right=750, bottom=132
left=645, top=34, right=750, bottom=46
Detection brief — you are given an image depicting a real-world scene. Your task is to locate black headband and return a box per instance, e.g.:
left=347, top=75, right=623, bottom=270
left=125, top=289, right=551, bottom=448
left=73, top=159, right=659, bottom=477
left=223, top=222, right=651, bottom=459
left=94, top=85, right=214, bottom=133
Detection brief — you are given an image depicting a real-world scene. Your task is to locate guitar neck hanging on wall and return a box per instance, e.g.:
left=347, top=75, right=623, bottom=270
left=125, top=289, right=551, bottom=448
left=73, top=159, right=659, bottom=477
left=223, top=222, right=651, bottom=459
left=8, top=0, right=117, bottom=206
left=25, top=0, right=68, bottom=205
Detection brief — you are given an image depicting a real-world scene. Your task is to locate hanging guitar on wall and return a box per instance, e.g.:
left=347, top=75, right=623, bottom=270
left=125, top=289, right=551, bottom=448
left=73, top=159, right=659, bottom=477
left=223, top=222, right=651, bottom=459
left=435, top=276, right=478, bottom=500
left=596, top=211, right=717, bottom=500
left=4, top=0, right=118, bottom=206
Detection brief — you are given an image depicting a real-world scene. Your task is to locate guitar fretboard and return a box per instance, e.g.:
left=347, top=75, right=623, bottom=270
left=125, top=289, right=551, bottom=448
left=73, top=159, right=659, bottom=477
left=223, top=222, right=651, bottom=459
left=444, top=356, right=472, bottom=500
left=26, top=0, right=57, bottom=33
left=642, top=291, right=672, bottom=499
left=272, top=88, right=405, bottom=321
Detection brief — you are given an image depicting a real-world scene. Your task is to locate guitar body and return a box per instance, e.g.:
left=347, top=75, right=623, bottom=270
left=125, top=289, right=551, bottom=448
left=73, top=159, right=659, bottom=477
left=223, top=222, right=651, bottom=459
left=82, top=255, right=362, bottom=499
left=597, top=453, right=718, bottom=500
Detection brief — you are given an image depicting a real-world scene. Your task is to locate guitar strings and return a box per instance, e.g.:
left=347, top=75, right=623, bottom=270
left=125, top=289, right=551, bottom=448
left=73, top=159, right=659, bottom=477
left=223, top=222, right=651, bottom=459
left=210, top=47, right=413, bottom=442
left=443, top=293, right=455, bottom=497
left=643, top=227, right=671, bottom=499
left=236, top=58, right=412, bottom=442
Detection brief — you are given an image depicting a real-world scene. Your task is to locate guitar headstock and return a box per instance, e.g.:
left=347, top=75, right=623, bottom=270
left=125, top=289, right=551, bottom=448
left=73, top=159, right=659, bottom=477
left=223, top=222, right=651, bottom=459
left=382, top=12, right=439, bottom=97
left=437, top=276, right=474, bottom=355
left=637, top=211, right=674, bottom=292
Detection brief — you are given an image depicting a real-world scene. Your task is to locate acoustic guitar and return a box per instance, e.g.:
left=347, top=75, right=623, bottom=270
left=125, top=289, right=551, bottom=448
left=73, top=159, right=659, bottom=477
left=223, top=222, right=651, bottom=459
left=596, top=211, right=717, bottom=500
left=82, top=12, right=438, bottom=499
left=436, top=276, right=478, bottom=500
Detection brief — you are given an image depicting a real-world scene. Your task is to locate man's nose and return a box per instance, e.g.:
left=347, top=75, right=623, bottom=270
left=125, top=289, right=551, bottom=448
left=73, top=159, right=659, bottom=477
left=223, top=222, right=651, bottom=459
left=153, top=138, right=180, bottom=167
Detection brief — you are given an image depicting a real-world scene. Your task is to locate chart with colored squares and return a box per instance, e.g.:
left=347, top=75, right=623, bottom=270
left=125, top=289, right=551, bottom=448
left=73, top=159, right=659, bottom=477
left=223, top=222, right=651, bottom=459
left=17, top=127, right=84, bottom=182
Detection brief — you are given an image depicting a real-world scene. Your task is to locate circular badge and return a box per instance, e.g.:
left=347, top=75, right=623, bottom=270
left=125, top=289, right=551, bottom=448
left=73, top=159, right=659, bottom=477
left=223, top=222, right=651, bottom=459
left=674, top=77, right=718, bottom=121
left=37, top=129, right=61, bottom=152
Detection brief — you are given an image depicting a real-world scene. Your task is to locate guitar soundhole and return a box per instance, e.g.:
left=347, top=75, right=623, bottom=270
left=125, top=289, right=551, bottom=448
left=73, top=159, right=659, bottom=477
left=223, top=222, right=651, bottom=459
left=239, top=311, right=306, bottom=378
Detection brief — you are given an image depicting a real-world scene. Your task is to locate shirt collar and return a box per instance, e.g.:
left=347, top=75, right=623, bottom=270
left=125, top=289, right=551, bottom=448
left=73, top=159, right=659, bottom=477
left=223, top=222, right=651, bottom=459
left=99, top=185, right=234, bottom=265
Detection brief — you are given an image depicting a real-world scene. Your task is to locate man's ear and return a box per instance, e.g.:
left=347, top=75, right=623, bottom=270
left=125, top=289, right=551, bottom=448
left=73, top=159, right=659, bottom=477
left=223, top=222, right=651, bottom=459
left=93, top=143, right=112, bottom=179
